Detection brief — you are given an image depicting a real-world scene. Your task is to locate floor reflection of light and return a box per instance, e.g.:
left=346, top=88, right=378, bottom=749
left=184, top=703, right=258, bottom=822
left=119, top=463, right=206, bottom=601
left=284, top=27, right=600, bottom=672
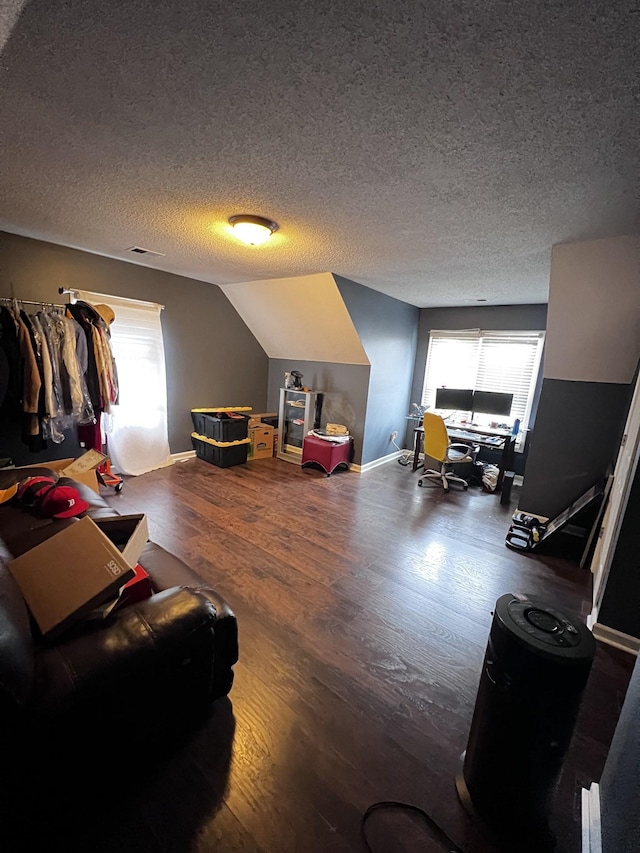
left=414, top=541, right=447, bottom=582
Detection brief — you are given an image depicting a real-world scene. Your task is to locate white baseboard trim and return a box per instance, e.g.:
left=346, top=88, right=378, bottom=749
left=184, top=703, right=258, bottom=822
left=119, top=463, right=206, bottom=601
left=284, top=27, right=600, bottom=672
left=581, top=783, right=601, bottom=853
left=172, top=450, right=196, bottom=462
left=592, top=622, right=640, bottom=656
left=350, top=450, right=403, bottom=473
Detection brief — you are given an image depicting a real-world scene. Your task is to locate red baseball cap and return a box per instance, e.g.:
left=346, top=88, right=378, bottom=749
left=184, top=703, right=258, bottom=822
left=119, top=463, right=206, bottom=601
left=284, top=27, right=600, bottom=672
left=38, top=484, right=90, bottom=519
left=17, top=476, right=57, bottom=505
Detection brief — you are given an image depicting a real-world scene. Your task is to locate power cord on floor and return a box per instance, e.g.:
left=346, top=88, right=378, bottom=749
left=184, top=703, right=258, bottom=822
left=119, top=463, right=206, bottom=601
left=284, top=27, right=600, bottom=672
left=361, top=801, right=465, bottom=852
left=392, top=436, right=414, bottom=466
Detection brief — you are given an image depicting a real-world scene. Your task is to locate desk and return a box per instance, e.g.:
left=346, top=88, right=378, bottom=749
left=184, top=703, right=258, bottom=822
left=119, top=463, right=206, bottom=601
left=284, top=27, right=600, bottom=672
left=411, top=422, right=516, bottom=490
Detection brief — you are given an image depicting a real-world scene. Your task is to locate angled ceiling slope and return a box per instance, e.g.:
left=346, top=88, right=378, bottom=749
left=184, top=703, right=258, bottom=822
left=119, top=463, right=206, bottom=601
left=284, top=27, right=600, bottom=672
left=220, top=273, right=369, bottom=365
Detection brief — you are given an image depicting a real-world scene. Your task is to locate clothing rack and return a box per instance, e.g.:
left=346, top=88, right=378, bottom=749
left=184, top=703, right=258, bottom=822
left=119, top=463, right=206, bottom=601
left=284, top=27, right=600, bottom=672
left=0, top=296, right=65, bottom=310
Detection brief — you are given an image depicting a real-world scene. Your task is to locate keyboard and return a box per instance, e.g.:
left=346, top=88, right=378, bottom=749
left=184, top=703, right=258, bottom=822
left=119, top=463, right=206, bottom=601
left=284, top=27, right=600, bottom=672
left=449, top=429, right=504, bottom=446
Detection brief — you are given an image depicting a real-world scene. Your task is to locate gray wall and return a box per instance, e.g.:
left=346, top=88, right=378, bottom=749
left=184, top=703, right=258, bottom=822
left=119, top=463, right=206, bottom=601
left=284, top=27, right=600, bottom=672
left=334, top=276, right=418, bottom=466
left=600, top=654, right=640, bottom=853
left=267, top=360, right=370, bottom=464
left=0, top=231, right=269, bottom=460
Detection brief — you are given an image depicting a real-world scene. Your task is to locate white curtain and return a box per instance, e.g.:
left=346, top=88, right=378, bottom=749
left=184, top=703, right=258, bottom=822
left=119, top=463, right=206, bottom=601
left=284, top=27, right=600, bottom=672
left=78, top=291, right=173, bottom=476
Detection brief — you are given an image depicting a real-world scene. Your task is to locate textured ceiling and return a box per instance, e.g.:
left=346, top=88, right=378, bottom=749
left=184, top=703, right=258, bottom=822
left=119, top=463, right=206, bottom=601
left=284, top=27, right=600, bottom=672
left=0, top=0, right=638, bottom=308
left=0, top=0, right=28, bottom=50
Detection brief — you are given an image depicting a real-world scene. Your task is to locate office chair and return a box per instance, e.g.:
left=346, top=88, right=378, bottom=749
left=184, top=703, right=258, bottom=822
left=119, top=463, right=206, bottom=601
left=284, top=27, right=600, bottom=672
left=418, top=412, right=478, bottom=492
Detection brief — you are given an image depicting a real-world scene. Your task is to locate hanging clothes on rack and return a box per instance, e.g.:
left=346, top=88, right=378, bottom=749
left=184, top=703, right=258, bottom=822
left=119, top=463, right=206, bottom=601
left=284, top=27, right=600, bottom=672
left=16, top=310, right=42, bottom=437
left=0, top=308, right=20, bottom=412
left=65, top=301, right=118, bottom=416
left=64, top=300, right=118, bottom=453
left=0, top=302, right=45, bottom=450
left=0, top=298, right=98, bottom=451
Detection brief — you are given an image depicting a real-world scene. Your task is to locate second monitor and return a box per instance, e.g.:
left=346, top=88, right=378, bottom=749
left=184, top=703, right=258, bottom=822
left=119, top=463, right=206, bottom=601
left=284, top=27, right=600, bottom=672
left=472, top=390, right=513, bottom=417
left=435, top=388, right=513, bottom=419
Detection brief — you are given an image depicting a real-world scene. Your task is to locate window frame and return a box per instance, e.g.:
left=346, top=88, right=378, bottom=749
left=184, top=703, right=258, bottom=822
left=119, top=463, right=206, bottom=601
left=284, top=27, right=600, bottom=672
left=421, top=328, right=545, bottom=451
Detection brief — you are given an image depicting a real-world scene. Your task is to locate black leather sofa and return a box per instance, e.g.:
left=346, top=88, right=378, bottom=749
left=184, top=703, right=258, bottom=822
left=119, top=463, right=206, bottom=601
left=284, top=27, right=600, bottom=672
left=0, top=469, right=238, bottom=739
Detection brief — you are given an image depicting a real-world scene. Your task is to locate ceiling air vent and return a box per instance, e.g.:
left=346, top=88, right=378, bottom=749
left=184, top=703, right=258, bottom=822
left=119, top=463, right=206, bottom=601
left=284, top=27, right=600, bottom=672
left=125, top=246, right=165, bottom=258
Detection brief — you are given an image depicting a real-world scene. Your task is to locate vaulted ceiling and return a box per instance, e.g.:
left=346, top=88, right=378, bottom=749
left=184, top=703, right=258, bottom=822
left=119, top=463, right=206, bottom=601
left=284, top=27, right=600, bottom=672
left=1, top=0, right=638, bottom=307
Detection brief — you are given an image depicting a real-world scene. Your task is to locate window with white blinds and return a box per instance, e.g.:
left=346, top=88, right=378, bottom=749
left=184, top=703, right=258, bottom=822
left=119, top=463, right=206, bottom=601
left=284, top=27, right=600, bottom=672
left=421, top=330, right=545, bottom=449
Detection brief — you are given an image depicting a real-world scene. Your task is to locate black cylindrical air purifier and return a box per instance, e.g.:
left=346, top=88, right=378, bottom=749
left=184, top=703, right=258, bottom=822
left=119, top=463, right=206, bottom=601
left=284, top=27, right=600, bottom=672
left=457, top=593, right=596, bottom=837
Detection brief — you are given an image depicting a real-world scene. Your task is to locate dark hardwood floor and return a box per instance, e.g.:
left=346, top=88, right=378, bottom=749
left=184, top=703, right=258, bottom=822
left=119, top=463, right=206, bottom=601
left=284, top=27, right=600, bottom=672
left=7, top=456, right=633, bottom=853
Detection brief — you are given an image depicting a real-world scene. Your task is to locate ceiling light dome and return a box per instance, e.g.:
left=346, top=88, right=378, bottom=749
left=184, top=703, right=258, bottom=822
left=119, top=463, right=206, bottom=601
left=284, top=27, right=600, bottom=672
left=229, top=214, right=278, bottom=245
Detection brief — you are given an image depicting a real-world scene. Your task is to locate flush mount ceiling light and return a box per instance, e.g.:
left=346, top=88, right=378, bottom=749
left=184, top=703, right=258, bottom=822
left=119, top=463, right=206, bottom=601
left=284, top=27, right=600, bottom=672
left=229, top=214, right=279, bottom=246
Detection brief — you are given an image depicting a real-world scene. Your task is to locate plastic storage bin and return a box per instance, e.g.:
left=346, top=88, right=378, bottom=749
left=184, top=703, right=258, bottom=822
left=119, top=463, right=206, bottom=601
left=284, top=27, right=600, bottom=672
left=191, top=433, right=250, bottom=468
left=191, top=407, right=251, bottom=442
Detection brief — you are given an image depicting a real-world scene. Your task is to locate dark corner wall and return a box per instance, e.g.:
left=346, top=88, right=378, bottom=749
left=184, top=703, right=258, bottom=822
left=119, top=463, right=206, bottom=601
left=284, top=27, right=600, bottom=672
left=334, top=276, right=418, bottom=466
left=409, top=304, right=548, bottom=474
left=0, top=231, right=268, bottom=463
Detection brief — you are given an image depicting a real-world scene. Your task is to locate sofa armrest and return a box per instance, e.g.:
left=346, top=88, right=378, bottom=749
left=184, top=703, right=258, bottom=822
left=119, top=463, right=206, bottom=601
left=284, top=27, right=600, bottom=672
left=139, top=541, right=205, bottom=591
left=0, top=548, right=35, bottom=718
left=31, top=587, right=219, bottom=722
left=138, top=542, right=239, bottom=698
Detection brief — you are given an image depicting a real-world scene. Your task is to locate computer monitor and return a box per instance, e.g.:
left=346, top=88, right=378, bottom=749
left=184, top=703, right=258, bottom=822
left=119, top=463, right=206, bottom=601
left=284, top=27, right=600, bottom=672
left=472, top=390, right=513, bottom=417
left=435, top=387, right=474, bottom=411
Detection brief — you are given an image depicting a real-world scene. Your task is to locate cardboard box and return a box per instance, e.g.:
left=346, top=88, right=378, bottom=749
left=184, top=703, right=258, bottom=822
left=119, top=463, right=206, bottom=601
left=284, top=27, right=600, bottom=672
left=20, top=450, right=107, bottom=494
left=248, top=424, right=274, bottom=460
left=93, top=514, right=149, bottom=568
left=8, top=516, right=135, bottom=639
left=88, top=561, right=153, bottom=620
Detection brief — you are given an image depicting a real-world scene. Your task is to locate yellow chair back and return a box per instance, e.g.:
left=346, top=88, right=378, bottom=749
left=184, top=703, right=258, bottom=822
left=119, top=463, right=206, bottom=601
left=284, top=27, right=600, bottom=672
left=423, top=412, right=450, bottom=462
